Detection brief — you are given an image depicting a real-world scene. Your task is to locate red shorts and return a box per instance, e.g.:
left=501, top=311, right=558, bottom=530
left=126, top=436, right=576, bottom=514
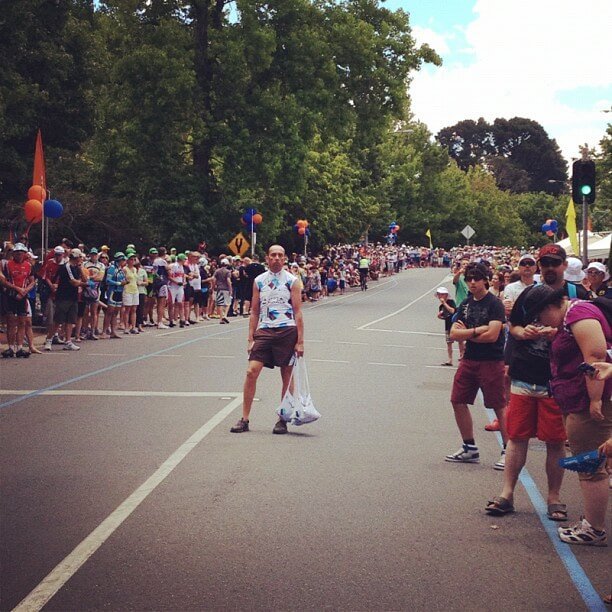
left=450, top=359, right=505, bottom=410
left=506, top=392, right=566, bottom=443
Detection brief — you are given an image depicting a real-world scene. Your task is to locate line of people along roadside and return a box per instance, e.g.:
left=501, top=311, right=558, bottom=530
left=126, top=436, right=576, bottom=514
left=438, top=243, right=611, bottom=554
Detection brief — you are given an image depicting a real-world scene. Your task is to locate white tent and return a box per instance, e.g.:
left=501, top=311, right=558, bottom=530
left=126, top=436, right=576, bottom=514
left=556, top=231, right=603, bottom=257
left=586, top=233, right=611, bottom=260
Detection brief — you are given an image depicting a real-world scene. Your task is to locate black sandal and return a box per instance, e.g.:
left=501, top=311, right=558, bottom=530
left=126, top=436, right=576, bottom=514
left=546, top=503, right=568, bottom=521
left=485, top=496, right=515, bottom=515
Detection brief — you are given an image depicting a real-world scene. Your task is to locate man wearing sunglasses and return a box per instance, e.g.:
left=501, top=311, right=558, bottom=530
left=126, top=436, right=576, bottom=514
left=446, top=262, right=508, bottom=469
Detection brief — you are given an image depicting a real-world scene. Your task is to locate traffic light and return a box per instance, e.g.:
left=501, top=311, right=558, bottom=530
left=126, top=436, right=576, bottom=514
left=572, top=159, right=596, bottom=204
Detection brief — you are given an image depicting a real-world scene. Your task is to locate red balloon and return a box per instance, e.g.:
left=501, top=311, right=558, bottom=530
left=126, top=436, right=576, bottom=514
left=298, top=227, right=306, bottom=235
left=297, top=220, right=307, bottom=228
left=252, top=213, right=263, bottom=224
left=546, top=230, right=554, bottom=237
left=24, top=199, right=43, bottom=223
left=27, top=185, right=46, bottom=201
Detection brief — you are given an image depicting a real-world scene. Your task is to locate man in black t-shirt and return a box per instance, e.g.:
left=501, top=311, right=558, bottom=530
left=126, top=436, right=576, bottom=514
left=445, top=262, right=507, bottom=469
left=244, top=256, right=266, bottom=315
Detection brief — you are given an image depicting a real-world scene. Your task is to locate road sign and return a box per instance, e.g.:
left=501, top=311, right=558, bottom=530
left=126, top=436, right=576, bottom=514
left=461, top=225, right=475, bottom=240
left=228, top=232, right=250, bottom=257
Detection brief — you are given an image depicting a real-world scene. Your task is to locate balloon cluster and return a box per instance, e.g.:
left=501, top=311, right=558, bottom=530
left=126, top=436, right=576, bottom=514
left=241, top=207, right=263, bottom=227
left=541, top=218, right=558, bottom=237
left=387, top=221, right=400, bottom=243
left=23, top=185, right=63, bottom=223
left=294, top=219, right=311, bottom=237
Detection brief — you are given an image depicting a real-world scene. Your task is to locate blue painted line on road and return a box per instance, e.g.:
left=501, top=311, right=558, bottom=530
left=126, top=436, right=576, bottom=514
left=0, top=325, right=245, bottom=411
left=486, top=410, right=606, bottom=611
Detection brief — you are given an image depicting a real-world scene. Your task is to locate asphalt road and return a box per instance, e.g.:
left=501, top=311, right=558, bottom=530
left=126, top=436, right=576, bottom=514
left=1, top=268, right=610, bottom=611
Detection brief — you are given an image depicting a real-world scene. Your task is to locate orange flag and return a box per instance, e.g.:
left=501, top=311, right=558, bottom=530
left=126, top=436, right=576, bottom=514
left=32, top=129, right=46, bottom=192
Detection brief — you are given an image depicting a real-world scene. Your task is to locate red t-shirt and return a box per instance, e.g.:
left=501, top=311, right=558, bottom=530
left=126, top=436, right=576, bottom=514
left=6, top=260, right=32, bottom=289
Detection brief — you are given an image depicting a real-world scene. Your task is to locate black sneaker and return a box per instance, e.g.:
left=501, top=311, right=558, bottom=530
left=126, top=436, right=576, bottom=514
left=179, top=321, right=185, bottom=328
left=15, top=349, right=30, bottom=358
left=273, top=419, right=288, bottom=435
left=51, top=335, right=66, bottom=345
left=221, top=317, right=230, bottom=324
left=2, top=348, right=15, bottom=358
left=230, top=418, right=249, bottom=433
left=169, top=321, right=175, bottom=328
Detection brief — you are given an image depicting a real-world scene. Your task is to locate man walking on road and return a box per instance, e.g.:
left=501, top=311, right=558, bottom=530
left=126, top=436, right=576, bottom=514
left=446, top=262, right=508, bottom=469
left=231, top=245, right=304, bottom=434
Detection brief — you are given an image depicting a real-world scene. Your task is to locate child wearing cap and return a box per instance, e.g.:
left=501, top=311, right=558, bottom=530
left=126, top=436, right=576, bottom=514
left=435, top=287, right=457, bottom=366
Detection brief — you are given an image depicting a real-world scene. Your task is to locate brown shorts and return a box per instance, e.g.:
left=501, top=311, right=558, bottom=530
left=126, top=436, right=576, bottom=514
left=564, top=397, right=612, bottom=481
left=450, top=358, right=506, bottom=410
left=249, top=326, right=298, bottom=369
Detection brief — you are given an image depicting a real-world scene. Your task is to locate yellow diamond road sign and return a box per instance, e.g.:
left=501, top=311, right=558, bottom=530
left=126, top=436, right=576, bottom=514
left=228, top=232, right=250, bottom=257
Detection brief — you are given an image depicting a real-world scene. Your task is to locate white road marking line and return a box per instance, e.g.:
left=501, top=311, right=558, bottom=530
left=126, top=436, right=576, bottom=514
left=305, top=339, right=323, bottom=343
left=149, top=354, right=181, bottom=358
left=363, top=328, right=445, bottom=336
left=0, top=390, right=240, bottom=398
left=155, top=322, right=247, bottom=338
left=367, top=362, right=407, bottom=367
left=87, top=353, right=127, bottom=357
left=11, top=395, right=243, bottom=612
left=310, top=359, right=350, bottom=364
left=335, top=341, right=368, bottom=346
left=199, top=355, right=235, bottom=359
left=381, top=344, right=416, bottom=349
left=425, top=365, right=458, bottom=370
left=357, top=279, right=448, bottom=330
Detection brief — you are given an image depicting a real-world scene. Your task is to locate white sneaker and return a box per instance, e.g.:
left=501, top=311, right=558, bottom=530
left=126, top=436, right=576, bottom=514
left=63, top=342, right=80, bottom=351
left=44, top=340, right=52, bottom=351
left=558, top=517, right=607, bottom=546
left=157, top=323, right=169, bottom=329
left=445, top=444, right=480, bottom=463
left=494, top=450, right=506, bottom=471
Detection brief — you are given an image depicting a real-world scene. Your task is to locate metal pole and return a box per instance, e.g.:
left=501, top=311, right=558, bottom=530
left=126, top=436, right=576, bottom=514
left=304, top=234, right=308, bottom=258
left=582, top=195, right=588, bottom=266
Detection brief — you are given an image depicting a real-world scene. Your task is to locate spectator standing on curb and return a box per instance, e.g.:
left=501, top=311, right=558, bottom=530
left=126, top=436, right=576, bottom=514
left=0, top=243, right=35, bottom=358
left=102, top=252, right=127, bottom=339
left=214, top=258, right=232, bottom=324
left=46, top=248, right=88, bottom=351
left=122, top=254, right=140, bottom=334
left=40, top=246, right=66, bottom=347
left=230, top=244, right=304, bottom=434
left=446, top=262, right=508, bottom=469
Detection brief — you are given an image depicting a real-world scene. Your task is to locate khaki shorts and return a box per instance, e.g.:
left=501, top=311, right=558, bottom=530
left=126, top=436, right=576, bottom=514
left=564, top=397, right=612, bottom=481
left=249, top=326, right=298, bottom=369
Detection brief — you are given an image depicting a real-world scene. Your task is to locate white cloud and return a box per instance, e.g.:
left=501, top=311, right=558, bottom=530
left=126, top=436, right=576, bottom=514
left=410, top=0, right=612, bottom=162
left=411, top=26, right=451, bottom=57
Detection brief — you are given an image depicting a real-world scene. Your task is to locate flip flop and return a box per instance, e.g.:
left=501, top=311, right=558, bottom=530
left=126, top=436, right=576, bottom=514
left=485, top=496, right=515, bottom=516
left=546, top=503, right=568, bottom=521
left=441, top=362, right=453, bottom=366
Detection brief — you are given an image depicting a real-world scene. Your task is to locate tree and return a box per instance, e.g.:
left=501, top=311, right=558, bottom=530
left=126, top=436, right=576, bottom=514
left=437, top=117, right=567, bottom=195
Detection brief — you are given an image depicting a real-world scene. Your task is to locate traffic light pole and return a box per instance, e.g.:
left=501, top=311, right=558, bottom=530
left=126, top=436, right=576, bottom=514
left=582, top=195, right=588, bottom=266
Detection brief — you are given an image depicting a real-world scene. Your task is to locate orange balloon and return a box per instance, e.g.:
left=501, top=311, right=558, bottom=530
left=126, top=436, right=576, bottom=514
left=297, top=220, right=307, bottom=228
left=24, top=199, right=43, bottom=223
left=252, top=213, right=263, bottom=224
left=298, top=227, right=306, bottom=235
left=27, top=185, right=46, bottom=201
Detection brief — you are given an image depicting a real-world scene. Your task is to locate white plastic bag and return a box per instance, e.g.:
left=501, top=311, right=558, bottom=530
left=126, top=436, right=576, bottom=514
left=291, top=357, right=321, bottom=426
left=276, top=370, right=296, bottom=423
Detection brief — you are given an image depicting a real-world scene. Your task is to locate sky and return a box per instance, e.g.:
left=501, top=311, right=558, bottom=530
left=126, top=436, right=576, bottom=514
left=383, top=0, right=612, bottom=163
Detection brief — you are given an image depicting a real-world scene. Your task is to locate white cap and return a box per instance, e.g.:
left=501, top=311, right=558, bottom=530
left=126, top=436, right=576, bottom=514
left=564, top=257, right=585, bottom=282
left=12, top=243, right=28, bottom=252
left=70, top=248, right=84, bottom=259
left=220, top=258, right=229, bottom=265
left=435, top=286, right=450, bottom=295
left=54, top=246, right=65, bottom=254
left=586, top=261, right=609, bottom=281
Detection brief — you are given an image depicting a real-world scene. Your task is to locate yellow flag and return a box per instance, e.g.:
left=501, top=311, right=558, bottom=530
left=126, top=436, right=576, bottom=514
left=425, top=228, right=433, bottom=248
left=565, top=198, right=579, bottom=256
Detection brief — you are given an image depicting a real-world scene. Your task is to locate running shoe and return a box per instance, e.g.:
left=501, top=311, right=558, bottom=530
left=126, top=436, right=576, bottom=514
left=157, top=323, right=169, bottom=329
left=44, top=339, right=52, bottom=351
left=230, top=418, right=249, bottom=433
left=445, top=444, right=480, bottom=463
left=15, top=349, right=30, bottom=358
left=558, top=517, right=607, bottom=546
left=493, top=450, right=506, bottom=470
left=485, top=419, right=500, bottom=431
left=63, top=342, right=80, bottom=351
left=52, top=335, right=66, bottom=345
left=1, top=348, right=15, bottom=358
left=273, top=419, right=288, bottom=435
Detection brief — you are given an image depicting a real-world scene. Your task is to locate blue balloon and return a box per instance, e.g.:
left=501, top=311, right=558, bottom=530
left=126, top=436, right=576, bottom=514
left=44, top=199, right=63, bottom=219
left=550, top=220, right=559, bottom=232
left=245, top=207, right=257, bottom=216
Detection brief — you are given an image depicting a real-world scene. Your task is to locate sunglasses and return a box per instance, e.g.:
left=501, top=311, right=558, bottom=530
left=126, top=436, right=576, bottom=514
left=539, top=258, right=562, bottom=267
left=519, top=260, right=536, bottom=266
left=465, top=274, right=485, bottom=282
left=587, top=269, right=603, bottom=275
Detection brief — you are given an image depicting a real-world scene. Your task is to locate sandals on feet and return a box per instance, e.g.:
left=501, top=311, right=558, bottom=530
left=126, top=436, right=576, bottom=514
left=485, top=496, right=515, bottom=516
left=441, top=361, right=453, bottom=366
left=547, top=503, right=568, bottom=521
